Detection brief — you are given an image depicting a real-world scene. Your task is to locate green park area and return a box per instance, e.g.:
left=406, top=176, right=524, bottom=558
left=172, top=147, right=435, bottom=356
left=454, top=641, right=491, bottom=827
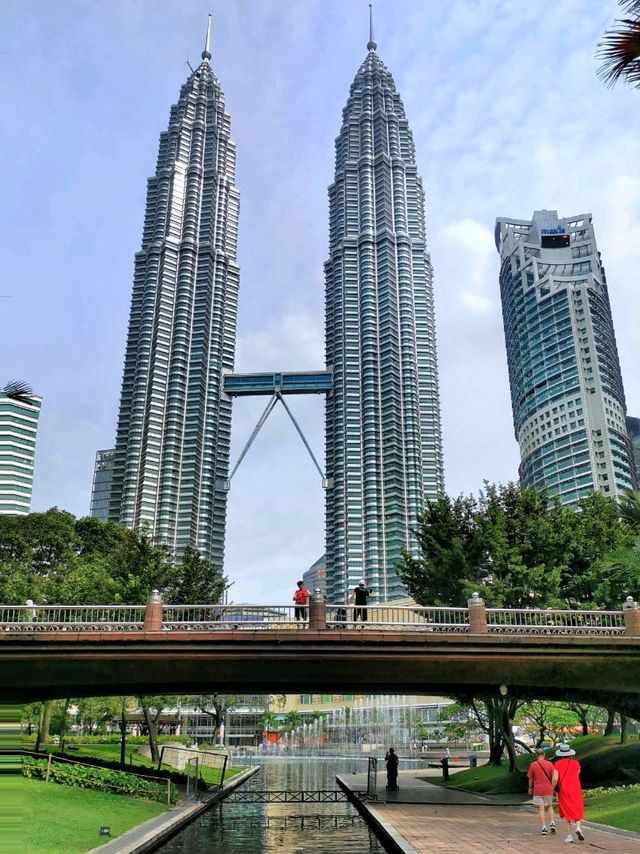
left=435, top=735, right=640, bottom=832
left=7, top=774, right=166, bottom=854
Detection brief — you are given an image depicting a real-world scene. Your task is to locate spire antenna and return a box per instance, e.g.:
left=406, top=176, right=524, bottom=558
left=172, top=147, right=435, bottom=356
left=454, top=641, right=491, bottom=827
left=367, top=4, right=377, bottom=51
left=202, top=13, right=212, bottom=61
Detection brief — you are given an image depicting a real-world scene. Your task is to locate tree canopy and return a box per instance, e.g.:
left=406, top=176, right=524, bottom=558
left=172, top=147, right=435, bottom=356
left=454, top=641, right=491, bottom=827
left=0, top=509, right=225, bottom=605
left=398, top=483, right=635, bottom=609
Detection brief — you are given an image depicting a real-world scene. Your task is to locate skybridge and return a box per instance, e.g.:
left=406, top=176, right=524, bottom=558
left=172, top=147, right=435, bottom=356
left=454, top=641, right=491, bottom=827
left=223, top=370, right=333, bottom=490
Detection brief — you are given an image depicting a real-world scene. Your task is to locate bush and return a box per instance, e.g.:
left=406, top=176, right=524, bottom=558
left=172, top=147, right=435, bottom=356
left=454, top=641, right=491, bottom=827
left=21, top=756, right=178, bottom=804
left=22, top=734, right=192, bottom=746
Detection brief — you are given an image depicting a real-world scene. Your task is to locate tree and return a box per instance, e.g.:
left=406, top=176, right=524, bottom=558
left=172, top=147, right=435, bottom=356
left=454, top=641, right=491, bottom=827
left=398, top=483, right=629, bottom=610
left=448, top=696, right=525, bottom=770
left=0, top=510, right=175, bottom=605
left=619, top=490, right=640, bottom=534
left=518, top=701, right=580, bottom=747
left=283, top=710, right=302, bottom=732
left=258, top=711, right=280, bottom=735
left=192, top=694, right=248, bottom=745
left=397, top=494, right=484, bottom=606
left=138, top=695, right=175, bottom=764
left=165, top=546, right=226, bottom=605
left=597, top=1, right=640, bottom=89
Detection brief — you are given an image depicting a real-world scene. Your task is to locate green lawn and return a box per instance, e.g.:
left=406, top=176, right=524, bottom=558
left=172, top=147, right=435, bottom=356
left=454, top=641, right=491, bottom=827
left=3, top=775, right=165, bottom=854
left=585, top=788, right=640, bottom=833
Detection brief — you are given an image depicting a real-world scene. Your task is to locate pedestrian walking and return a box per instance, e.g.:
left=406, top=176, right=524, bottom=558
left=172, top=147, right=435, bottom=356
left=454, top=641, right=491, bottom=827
left=527, top=748, right=557, bottom=836
left=349, top=580, right=371, bottom=622
left=385, top=747, right=399, bottom=790
left=552, top=743, right=585, bottom=843
left=292, top=580, right=311, bottom=621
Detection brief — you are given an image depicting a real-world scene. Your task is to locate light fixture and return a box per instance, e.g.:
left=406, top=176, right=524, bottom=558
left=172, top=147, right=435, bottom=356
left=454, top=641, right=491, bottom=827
left=499, top=684, right=508, bottom=696
left=99, top=827, right=111, bottom=837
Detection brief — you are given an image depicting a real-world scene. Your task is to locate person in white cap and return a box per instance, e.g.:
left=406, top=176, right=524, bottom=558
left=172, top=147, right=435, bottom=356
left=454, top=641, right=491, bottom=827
left=552, top=743, right=584, bottom=843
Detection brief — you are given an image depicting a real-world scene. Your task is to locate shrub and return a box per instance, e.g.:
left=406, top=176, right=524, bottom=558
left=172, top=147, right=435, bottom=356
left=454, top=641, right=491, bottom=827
left=21, top=756, right=178, bottom=804
left=22, top=734, right=192, bottom=746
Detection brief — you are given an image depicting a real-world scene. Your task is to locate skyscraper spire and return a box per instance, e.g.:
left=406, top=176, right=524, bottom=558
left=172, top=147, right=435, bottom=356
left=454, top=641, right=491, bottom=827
left=202, top=13, right=212, bottom=61
left=367, top=4, right=377, bottom=51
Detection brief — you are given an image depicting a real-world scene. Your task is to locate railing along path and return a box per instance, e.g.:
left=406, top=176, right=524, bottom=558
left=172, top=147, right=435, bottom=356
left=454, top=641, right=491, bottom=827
left=1, top=593, right=638, bottom=637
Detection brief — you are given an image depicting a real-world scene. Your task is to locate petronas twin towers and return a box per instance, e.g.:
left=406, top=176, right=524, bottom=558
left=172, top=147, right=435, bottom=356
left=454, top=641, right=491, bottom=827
left=108, top=18, right=443, bottom=601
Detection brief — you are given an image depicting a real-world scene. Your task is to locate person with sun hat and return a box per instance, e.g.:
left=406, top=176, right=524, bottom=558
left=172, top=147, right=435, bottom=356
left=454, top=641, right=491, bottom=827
left=552, top=743, right=585, bottom=843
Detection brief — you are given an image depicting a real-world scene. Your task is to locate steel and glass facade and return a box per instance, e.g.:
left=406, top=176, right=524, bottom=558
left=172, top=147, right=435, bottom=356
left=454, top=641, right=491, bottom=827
left=90, top=449, right=115, bottom=522
left=496, top=210, right=635, bottom=505
left=0, top=390, right=41, bottom=515
left=324, top=38, right=443, bottom=602
left=109, top=36, right=240, bottom=566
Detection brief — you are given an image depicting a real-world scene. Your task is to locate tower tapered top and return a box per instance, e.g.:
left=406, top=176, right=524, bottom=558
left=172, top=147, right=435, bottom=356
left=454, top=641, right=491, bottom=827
left=367, top=4, right=377, bottom=51
left=202, top=13, right=212, bottom=61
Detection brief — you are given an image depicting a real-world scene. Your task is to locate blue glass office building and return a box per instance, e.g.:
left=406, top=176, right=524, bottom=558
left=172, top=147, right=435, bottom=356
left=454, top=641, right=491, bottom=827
left=324, top=35, right=444, bottom=602
left=496, top=210, right=635, bottom=505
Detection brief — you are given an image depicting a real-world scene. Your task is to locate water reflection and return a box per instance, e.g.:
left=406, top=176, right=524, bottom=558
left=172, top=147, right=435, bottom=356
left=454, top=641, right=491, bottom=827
left=156, top=758, right=386, bottom=853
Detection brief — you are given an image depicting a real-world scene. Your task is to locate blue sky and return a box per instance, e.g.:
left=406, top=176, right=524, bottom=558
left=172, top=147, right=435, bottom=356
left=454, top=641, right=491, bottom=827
left=1, top=1, right=639, bottom=603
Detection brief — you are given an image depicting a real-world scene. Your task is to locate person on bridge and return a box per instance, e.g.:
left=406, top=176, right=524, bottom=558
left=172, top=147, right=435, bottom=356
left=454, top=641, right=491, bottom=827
left=552, top=743, right=585, bottom=843
left=349, top=581, right=371, bottom=622
left=293, top=581, right=311, bottom=621
left=385, top=747, right=399, bottom=790
left=526, top=748, right=557, bottom=836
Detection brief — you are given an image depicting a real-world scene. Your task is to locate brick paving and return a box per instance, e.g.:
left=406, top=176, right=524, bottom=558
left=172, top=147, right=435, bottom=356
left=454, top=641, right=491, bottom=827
left=371, top=802, right=640, bottom=853
left=338, top=769, right=640, bottom=854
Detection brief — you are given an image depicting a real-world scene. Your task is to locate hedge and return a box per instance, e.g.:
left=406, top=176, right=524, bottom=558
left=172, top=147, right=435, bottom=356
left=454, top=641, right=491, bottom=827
left=22, top=751, right=207, bottom=790
left=21, top=756, right=178, bottom=804
left=22, top=734, right=192, bottom=746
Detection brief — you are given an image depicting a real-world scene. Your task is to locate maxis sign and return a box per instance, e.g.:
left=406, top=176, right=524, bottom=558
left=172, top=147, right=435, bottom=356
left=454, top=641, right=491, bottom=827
left=541, top=228, right=566, bottom=235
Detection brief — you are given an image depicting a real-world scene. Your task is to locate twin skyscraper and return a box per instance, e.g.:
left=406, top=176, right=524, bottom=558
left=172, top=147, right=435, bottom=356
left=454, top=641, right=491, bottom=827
left=98, top=18, right=637, bottom=602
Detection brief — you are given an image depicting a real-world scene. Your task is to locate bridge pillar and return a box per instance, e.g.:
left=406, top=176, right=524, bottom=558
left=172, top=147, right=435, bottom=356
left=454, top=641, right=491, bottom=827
left=623, top=596, right=640, bottom=637
left=309, top=588, right=327, bottom=631
left=144, top=590, right=164, bottom=632
left=467, top=592, right=487, bottom=634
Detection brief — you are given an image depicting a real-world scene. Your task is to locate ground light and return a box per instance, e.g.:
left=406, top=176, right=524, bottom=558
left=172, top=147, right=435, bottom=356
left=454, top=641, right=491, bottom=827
left=99, top=826, right=111, bottom=837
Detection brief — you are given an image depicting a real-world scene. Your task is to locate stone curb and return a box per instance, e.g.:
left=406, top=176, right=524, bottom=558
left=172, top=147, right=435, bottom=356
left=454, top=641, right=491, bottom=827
left=336, top=775, right=420, bottom=854
left=86, top=765, right=259, bottom=854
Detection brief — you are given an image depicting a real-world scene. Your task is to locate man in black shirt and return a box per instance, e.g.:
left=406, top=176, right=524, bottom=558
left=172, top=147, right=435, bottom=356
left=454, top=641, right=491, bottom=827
left=349, top=580, right=371, bottom=622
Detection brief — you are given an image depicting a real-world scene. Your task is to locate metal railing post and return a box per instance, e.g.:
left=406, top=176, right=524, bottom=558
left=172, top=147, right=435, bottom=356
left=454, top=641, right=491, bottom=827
left=623, top=596, right=640, bottom=637
left=467, top=592, right=487, bottom=634
left=309, top=588, right=327, bottom=630
left=144, top=590, right=164, bottom=631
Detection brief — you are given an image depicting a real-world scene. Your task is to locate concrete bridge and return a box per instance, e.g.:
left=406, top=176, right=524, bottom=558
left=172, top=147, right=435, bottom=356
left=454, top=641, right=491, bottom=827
left=1, top=594, right=639, bottom=712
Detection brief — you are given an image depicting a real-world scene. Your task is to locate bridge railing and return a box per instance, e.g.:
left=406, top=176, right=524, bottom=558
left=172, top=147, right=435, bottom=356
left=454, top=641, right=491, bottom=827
left=485, top=608, right=626, bottom=636
left=326, top=604, right=470, bottom=632
left=162, top=604, right=301, bottom=631
left=0, top=605, right=145, bottom=632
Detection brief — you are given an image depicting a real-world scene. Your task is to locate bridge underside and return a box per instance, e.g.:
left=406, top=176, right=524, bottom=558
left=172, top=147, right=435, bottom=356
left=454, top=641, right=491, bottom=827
left=2, top=631, right=640, bottom=715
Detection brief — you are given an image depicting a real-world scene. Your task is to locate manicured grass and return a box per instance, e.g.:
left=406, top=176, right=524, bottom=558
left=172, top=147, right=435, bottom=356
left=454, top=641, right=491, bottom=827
left=4, top=774, right=165, bottom=854
left=584, top=787, right=640, bottom=833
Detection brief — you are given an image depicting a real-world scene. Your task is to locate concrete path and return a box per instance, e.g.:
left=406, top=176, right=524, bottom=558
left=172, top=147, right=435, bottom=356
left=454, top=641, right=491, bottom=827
left=338, top=770, right=640, bottom=854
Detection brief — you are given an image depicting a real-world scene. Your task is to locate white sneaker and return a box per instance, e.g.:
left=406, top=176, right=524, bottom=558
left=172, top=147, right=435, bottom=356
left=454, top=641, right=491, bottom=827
left=564, top=835, right=574, bottom=843
left=576, top=828, right=584, bottom=841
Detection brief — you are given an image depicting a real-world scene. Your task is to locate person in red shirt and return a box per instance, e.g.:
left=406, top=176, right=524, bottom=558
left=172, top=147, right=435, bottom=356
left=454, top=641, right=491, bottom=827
left=293, top=581, right=311, bottom=621
left=527, top=748, right=557, bottom=836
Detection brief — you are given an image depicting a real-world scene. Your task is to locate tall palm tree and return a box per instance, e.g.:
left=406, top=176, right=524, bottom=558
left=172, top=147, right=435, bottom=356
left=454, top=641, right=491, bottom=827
left=3, top=380, right=35, bottom=405
left=619, top=490, right=640, bottom=534
left=597, top=0, right=640, bottom=88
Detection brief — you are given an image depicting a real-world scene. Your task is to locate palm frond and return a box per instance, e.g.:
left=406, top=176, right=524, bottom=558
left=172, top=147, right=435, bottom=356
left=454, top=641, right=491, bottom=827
left=3, top=380, right=35, bottom=405
left=597, top=16, right=640, bottom=88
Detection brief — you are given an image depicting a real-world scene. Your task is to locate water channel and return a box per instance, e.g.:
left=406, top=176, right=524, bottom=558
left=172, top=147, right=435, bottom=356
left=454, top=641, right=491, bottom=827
left=156, top=757, right=388, bottom=853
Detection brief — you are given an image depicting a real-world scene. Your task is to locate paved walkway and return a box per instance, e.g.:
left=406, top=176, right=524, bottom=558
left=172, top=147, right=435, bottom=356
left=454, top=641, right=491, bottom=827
left=338, top=770, right=640, bottom=854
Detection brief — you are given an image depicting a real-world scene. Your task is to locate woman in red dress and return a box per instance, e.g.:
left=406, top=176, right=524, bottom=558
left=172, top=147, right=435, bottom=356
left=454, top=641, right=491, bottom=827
left=552, top=743, right=585, bottom=843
